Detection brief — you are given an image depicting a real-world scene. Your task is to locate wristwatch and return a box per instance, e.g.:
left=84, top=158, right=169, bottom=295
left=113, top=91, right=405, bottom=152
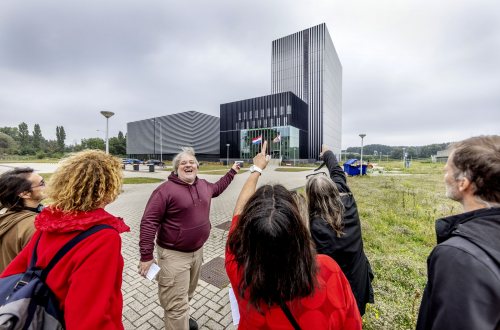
left=249, top=165, right=263, bottom=175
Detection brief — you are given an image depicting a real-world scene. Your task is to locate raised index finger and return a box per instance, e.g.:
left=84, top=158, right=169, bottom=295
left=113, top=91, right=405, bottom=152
left=261, top=140, right=268, bottom=155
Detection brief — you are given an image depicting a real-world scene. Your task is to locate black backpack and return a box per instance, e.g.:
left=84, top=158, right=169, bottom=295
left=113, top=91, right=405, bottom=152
left=0, top=224, right=112, bottom=330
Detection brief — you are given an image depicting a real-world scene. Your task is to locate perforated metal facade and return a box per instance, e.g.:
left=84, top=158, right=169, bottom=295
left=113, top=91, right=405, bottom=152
left=126, top=111, right=220, bottom=160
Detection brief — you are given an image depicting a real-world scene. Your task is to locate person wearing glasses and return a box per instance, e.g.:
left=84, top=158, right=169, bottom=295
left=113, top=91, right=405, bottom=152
left=1, top=150, right=129, bottom=329
left=305, top=145, right=374, bottom=316
left=225, top=141, right=362, bottom=329
left=0, top=167, right=46, bottom=272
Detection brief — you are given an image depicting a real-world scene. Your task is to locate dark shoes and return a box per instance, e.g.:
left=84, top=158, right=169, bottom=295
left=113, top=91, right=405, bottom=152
left=189, top=318, right=198, bottom=330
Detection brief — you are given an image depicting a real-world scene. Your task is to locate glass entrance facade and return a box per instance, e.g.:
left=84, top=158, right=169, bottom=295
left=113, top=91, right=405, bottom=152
left=240, top=126, right=300, bottom=160
left=220, top=91, right=309, bottom=160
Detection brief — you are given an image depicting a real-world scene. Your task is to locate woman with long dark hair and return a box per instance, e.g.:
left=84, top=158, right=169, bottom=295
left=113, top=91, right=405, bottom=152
left=225, top=141, right=361, bottom=329
left=306, top=145, right=374, bottom=316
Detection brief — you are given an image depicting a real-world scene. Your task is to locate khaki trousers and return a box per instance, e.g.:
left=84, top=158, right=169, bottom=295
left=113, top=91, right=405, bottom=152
left=157, top=245, right=203, bottom=330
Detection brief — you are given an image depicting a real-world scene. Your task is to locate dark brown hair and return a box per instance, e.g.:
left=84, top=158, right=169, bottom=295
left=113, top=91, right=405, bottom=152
left=0, top=167, right=34, bottom=211
left=448, top=135, right=500, bottom=203
left=227, top=184, right=317, bottom=309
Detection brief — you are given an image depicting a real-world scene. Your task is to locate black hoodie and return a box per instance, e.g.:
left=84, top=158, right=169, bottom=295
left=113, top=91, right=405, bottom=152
left=417, top=207, right=500, bottom=330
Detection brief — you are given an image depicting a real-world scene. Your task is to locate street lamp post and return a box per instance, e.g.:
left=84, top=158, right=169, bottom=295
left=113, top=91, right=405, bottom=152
left=293, top=147, right=296, bottom=166
left=151, top=119, right=163, bottom=163
left=359, top=134, right=366, bottom=175
left=100, top=111, right=115, bottom=154
left=226, top=144, right=230, bottom=168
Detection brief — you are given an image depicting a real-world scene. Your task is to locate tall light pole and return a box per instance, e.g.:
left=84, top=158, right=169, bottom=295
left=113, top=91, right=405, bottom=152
left=226, top=143, right=230, bottom=168
left=359, top=134, right=366, bottom=175
left=100, top=111, right=114, bottom=154
left=151, top=119, right=163, bottom=163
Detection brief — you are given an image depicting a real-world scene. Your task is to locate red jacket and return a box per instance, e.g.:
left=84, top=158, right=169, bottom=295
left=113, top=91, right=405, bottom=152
left=225, top=216, right=362, bottom=329
left=1, top=206, right=130, bottom=330
left=140, top=169, right=236, bottom=260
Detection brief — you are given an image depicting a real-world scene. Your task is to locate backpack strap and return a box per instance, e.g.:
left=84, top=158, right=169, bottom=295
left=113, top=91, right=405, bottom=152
left=31, top=224, right=114, bottom=281
left=279, top=301, right=301, bottom=330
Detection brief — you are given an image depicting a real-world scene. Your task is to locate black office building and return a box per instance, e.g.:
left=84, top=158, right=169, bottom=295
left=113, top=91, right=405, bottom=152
left=220, top=91, right=308, bottom=161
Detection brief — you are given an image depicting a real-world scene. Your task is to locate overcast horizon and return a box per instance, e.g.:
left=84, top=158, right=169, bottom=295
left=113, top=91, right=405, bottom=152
left=1, top=0, right=499, bottom=150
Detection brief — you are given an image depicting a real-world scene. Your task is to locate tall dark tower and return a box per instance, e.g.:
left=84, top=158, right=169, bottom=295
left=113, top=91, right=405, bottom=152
left=271, top=23, right=342, bottom=159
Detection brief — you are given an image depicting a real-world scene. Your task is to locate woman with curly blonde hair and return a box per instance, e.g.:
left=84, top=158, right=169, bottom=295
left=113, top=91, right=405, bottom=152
left=1, top=150, right=130, bottom=329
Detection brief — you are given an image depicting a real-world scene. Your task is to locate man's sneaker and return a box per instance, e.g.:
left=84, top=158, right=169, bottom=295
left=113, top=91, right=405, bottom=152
left=189, top=318, right=199, bottom=330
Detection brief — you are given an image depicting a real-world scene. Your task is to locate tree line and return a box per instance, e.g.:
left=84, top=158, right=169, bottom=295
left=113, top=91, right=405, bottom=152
left=344, top=143, right=450, bottom=161
left=0, top=123, right=126, bottom=158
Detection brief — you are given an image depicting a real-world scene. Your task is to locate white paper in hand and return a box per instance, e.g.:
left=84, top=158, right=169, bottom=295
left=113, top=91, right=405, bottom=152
left=146, top=263, right=160, bottom=281
left=228, top=287, right=240, bottom=325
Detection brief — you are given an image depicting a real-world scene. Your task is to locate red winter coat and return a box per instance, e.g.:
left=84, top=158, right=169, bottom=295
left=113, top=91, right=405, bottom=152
left=225, top=216, right=362, bottom=330
left=1, top=206, right=130, bottom=330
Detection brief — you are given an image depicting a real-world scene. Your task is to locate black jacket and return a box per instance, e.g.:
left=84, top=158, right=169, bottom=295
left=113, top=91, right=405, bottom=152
left=309, top=150, right=374, bottom=315
left=416, top=207, right=500, bottom=330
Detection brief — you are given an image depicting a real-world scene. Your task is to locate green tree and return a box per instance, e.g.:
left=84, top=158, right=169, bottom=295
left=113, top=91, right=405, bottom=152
left=17, top=122, right=34, bottom=155
left=32, top=124, right=43, bottom=150
left=0, top=127, right=19, bottom=141
left=0, top=132, right=17, bottom=155
left=18, top=122, right=30, bottom=146
left=80, top=138, right=105, bottom=150
left=56, top=126, right=66, bottom=152
left=109, top=131, right=126, bottom=155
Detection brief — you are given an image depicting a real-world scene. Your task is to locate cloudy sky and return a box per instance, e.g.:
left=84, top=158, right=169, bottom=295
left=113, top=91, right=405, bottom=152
left=1, top=0, right=499, bottom=149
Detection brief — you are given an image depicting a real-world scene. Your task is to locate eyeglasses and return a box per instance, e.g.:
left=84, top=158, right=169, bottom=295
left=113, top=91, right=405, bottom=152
left=306, top=172, right=327, bottom=179
left=31, top=179, right=45, bottom=188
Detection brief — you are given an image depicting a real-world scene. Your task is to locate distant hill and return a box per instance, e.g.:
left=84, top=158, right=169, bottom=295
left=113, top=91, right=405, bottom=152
left=344, top=143, right=450, bottom=160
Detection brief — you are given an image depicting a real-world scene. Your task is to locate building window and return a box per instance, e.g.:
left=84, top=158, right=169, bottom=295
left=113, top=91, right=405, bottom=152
left=249, top=111, right=252, bottom=119
left=263, top=119, right=267, bottom=127
left=267, top=108, right=271, bottom=117
left=255, top=110, right=258, bottom=118
left=280, top=106, right=284, bottom=115
left=273, top=107, right=277, bottom=116
left=286, top=105, right=292, bottom=114
left=260, top=109, right=264, bottom=117
left=235, top=122, right=238, bottom=129
left=270, top=118, right=274, bottom=126
left=243, top=112, right=246, bottom=120
left=238, top=112, right=241, bottom=120
left=277, top=118, right=280, bottom=126
left=283, top=117, right=287, bottom=125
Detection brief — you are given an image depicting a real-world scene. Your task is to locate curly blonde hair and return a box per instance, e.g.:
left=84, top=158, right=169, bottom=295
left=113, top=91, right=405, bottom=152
left=47, top=150, right=123, bottom=212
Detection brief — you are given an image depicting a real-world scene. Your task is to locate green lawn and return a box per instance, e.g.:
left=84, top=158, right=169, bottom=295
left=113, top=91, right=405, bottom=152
left=122, top=177, right=164, bottom=184
left=348, top=163, right=456, bottom=329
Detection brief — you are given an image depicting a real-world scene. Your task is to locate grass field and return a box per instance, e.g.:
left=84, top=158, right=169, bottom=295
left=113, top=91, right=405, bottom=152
left=345, top=161, right=458, bottom=329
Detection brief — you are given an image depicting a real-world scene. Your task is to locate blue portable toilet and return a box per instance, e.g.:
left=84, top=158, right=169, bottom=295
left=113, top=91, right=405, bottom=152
left=343, top=159, right=367, bottom=176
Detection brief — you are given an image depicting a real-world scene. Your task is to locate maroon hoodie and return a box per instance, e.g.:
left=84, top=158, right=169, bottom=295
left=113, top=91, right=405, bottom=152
left=139, top=169, right=236, bottom=261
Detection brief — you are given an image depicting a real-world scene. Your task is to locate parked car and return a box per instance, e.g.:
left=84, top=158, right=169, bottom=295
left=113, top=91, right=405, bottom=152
left=145, top=159, right=165, bottom=166
left=122, top=158, right=142, bottom=165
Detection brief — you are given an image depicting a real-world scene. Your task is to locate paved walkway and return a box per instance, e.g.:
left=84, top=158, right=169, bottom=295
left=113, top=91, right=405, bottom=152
left=1, top=162, right=319, bottom=329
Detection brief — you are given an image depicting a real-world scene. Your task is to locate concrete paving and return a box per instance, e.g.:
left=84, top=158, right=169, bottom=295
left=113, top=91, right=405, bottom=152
left=0, top=161, right=319, bottom=329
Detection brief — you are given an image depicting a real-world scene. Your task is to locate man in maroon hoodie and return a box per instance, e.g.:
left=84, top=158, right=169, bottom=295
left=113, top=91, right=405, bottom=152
left=139, top=147, right=240, bottom=330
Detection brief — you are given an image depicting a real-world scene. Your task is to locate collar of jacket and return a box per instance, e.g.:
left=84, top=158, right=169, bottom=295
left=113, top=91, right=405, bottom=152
left=435, top=207, right=500, bottom=244
left=168, top=172, right=198, bottom=186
